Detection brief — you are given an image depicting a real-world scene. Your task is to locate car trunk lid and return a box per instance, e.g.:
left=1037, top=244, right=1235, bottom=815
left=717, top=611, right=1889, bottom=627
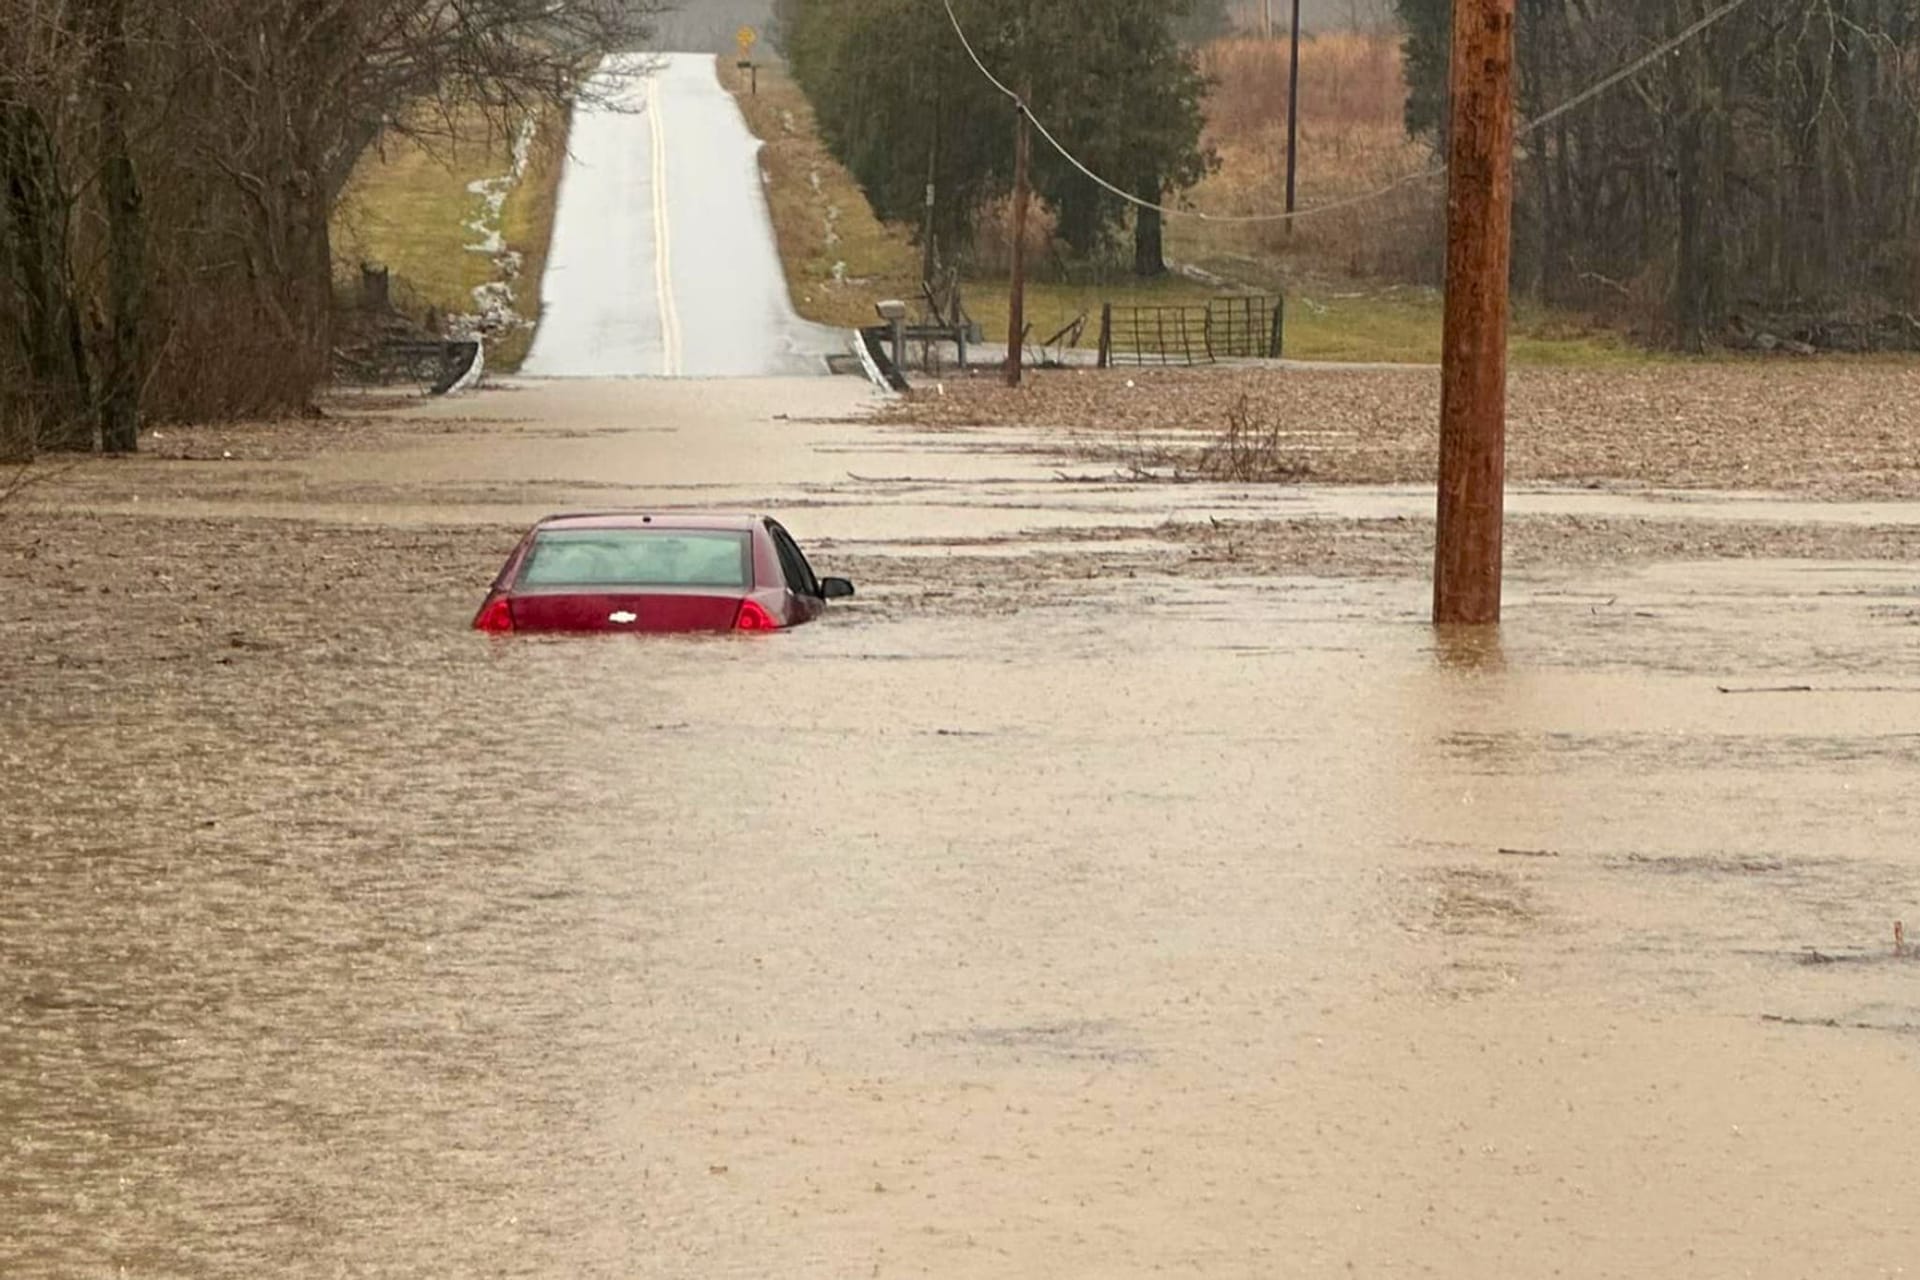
left=509, top=590, right=747, bottom=633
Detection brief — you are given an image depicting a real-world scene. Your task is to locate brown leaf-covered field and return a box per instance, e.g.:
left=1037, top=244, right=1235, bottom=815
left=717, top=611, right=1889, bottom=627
left=882, top=362, right=1920, bottom=498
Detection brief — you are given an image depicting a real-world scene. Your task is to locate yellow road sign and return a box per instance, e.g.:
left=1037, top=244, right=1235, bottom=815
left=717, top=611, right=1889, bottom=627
left=737, top=26, right=758, bottom=55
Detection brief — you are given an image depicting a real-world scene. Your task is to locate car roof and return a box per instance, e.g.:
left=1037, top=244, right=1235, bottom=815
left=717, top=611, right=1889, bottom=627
left=534, top=511, right=766, bottom=532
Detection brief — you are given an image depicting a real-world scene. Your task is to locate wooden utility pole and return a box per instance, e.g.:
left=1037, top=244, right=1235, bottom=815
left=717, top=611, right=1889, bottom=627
left=1005, top=79, right=1033, bottom=388
left=1283, top=0, right=1302, bottom=233
left=1432, top=0, right=1515, bottom=626
left=922, top=96, right=940, bottom=290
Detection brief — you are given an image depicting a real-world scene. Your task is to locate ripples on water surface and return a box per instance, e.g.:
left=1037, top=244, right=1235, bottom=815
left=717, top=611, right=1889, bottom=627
left=4, top=517, right=1918, bottom=1276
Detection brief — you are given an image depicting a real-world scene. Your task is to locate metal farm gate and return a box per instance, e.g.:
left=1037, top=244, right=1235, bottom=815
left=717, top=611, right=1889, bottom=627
left=1205, top=295, right=1285, bottom=359
left=1097, top=294, right=1285, bottom=367
left=1098, top=304, right=1213, bottom=367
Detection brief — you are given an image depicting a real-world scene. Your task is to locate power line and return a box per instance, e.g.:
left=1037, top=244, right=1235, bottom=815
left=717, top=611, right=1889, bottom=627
left=1517, top=0, right=1759, bottom=138
left=939, top=0, right=1769, bottom=226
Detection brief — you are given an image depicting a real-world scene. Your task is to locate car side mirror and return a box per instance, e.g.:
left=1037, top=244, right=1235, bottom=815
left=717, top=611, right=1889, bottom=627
left=819, top=577, right=856, bottom=600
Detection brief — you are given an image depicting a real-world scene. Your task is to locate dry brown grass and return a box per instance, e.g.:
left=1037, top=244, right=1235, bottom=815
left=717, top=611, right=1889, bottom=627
left=1201, top=32, right=1404, bottom=137
left=722, top=60, right=920, bottom=329
left=491, top=115, right=570, bottom=370
left=1175, top=33, right=1441, bottom=282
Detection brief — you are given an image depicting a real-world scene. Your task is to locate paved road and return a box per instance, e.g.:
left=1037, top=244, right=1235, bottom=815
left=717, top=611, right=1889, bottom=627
left=521, top=53, right=844, bottom=379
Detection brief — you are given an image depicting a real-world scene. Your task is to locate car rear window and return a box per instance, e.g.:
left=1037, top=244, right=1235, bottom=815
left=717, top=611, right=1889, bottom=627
left=517, top=529, right=752, bottom=589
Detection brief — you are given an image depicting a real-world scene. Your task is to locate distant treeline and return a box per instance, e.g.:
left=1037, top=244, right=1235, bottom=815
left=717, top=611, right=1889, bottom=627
left=1399, top=0, right=1920, bottom=349
left=0, top=0, right=657, bottom=457
left=775, top=0, right=1216, bottom=278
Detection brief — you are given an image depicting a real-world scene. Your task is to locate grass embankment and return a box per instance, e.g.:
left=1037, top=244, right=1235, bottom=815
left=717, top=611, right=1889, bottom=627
left=333, top=108, right=568, bottom=372
left=721, top=60, right=920, bottom=328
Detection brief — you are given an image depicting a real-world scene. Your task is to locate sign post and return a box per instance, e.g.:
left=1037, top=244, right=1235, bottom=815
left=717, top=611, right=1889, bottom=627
left=736, top=26, right=758, bottom=94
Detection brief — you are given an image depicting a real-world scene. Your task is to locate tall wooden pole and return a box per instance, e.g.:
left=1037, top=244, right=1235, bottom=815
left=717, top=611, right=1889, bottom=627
left=1006, top=80, right=1033, bottom=388
left=922, top=92, right=940, bottom=291
left=1432, top=0, right=1515, bottom=626
left=1283, top=0, right=1302, bottom=234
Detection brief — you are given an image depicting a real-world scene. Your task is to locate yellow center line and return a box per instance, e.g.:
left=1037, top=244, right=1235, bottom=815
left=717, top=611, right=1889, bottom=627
left=648, top=73, right=683, bottom=377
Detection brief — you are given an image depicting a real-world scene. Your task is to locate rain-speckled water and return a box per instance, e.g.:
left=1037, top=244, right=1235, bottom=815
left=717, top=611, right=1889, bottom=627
left=3, top=380, right=1917, bottom=1277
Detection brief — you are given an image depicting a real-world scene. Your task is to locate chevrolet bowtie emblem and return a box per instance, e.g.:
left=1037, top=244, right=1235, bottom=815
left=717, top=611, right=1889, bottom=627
left=609, top=611, right=638, bottom=624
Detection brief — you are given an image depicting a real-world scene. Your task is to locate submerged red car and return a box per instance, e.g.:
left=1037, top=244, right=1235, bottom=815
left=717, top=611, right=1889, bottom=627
left=472, top=512, right=855, bottom=634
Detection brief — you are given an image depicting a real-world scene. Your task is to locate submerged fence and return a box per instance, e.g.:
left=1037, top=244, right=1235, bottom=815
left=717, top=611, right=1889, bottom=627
left=1097, top=294, right=1285, bottom=367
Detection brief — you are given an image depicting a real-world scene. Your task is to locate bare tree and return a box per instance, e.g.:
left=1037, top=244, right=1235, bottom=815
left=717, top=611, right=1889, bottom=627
left=0, top=1, right=94, bottom=452
left=1407, top=0, right=1920, bottom=348
left=0, top=0, right=662, bottom=457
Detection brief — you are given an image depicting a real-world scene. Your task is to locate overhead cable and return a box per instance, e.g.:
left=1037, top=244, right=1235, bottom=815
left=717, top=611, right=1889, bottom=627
left=939, top=0, right=1769, bottom=225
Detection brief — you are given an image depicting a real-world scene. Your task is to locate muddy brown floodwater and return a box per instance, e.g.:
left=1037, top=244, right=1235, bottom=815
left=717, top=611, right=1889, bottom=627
left=3, top=378, right=1918, bottom=1278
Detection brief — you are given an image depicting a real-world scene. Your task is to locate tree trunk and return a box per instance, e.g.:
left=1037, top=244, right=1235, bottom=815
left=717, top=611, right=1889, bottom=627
left=1673, top=111, right=1714, bottom=351
left=294, top=177, right=335, bottom=398
left=97, top=0, right=144, bottom=454
left=1133, top=177, right=1165, bottom=277
left=0, top=102, right=93, bottom=452
left=1670, top=40, right=1727, bottom=353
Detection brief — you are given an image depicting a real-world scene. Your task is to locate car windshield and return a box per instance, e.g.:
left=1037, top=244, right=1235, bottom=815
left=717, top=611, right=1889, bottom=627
left=517, top=529, right=752, bottom=589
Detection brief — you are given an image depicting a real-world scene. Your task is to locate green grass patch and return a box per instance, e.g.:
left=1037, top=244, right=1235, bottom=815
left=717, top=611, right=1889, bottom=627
left=1286, top=289, right=1654, bottom=367
left=1160, top=241, right=1657, bottom=366
left=332, top=109, right=566, bottom=373
left=951, top=271, right=1655, bottom=367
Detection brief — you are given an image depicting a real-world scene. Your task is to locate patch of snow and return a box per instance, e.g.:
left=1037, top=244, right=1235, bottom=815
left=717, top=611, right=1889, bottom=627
left=451, top=118, right=541, bottom=350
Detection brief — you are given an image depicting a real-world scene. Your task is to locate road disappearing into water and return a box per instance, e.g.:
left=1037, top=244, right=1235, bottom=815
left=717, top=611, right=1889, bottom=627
left=521, top=53, right=844, bottom=378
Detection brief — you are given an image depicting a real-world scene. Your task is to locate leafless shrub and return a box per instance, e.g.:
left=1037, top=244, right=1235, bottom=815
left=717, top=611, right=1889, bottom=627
left=0, top=415, right=35, bottom=465
left=1088, top=391, right=1312, bottom=483
left=1107, top=426, right=1188, bottom=482
left=0, top=455, right=80, bottom=516
left=1194, top=394, right=1311, bottom=482
left=1, top=358, right=39, bottom=462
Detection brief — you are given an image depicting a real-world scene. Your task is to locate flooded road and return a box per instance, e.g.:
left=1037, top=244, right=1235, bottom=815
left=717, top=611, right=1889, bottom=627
left=4, top=379, right=1917, bottom=1277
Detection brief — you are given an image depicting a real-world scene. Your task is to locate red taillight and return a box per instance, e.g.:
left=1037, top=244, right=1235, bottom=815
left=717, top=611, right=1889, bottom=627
left=474, top=595, right=515, bottom=634
left=734, top=598, right=778, bottom=632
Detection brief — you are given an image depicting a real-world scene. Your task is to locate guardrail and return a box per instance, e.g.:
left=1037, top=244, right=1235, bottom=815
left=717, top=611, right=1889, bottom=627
left=335, top=337, right=483, bottom=395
